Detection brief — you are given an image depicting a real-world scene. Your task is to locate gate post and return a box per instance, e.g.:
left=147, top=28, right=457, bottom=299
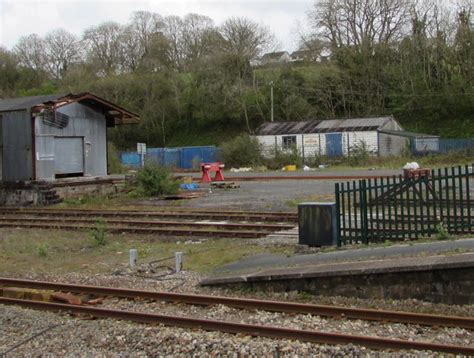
left=335, top=183, right=342, bottom=246
left=360, top=179, right=369, bottom=244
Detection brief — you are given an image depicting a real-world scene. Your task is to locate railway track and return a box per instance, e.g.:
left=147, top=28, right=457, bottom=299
left=0, top=208, right=298, bottom=223
left=1, top=278, right=473, bottom=354
left=0, top=208, right=296, bottom=239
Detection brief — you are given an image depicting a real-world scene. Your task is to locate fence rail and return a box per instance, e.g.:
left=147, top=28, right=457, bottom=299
left=335, top=164, right=474, bottom=245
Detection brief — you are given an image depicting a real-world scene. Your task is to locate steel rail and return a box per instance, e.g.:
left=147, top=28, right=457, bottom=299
left=0, top=222, right=271, bottom=238
left=1, top=297, right=472, bottom=355
left=0, top=209, right=298, bottom=223
left=1, top=278, right=473, bottom=330
left=0, top=207, right=298, bottom=218
left=0, top=216, right=294, bottom=232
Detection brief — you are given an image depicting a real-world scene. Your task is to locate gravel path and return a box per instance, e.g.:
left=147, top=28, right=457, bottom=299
left=1, top=271, right=473, bottom=356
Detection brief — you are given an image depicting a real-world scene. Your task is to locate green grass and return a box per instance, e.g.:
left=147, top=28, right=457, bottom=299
left=0, top=228, right=293, bottom=274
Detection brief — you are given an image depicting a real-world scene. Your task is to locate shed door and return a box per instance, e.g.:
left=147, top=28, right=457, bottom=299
left=54, top=137, right=84, bottom=175
left=326, top=133, right=343, bottom=157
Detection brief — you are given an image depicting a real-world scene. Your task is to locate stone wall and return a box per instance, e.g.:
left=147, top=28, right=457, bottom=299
left=0, top=182, right=60, bottom=206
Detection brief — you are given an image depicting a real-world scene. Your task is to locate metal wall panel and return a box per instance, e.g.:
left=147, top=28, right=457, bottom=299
left=54, top=137, right=84, bottom=174
left=35, top=102, right=107, bottom=179
left=2, top=110, right=33, bottom=181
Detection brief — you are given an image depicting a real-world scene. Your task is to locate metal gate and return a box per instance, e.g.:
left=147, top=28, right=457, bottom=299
left=335, top=165, right=474, bottom=245
left=54, top=137, right=84, bottom=175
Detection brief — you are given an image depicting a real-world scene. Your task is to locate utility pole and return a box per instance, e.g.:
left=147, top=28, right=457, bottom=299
left=270, top=81, right=274, bottom=122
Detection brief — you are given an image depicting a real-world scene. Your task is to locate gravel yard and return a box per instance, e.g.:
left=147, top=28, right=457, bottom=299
left=1, top=271, right=473, bottom=356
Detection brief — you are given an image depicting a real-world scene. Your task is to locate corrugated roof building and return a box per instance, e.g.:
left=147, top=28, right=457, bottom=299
left=254, top=116, right=437, bottom=158
left=0, top=92, right=139, bottom=182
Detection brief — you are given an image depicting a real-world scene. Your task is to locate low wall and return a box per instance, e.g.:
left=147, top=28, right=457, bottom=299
left=0, top=182, right=60, bottom=206
left=202, top=254, right=474, bottom=304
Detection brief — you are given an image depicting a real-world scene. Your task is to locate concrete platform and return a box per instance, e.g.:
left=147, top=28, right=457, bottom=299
left=202, top=240, right=474, bottom=304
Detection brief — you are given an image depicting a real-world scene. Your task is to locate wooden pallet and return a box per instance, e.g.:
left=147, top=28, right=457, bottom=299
left=210, top=181, right=240, bottom=189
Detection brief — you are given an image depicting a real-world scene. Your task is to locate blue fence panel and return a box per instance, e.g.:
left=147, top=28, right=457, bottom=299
left=146, top=148, right=164, bottom=166
left=120, top=152, right=141, bottom=167
left=163, top=148, right=181, bottom=167
left=180, top=146, right=218, bottom=169
left=120, top=146, right=221, bottom=169
left=439, top=139, right=474, bottom=154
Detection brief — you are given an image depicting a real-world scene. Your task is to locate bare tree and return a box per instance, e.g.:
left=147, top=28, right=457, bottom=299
left=181, top=13, right=215, bottom=65
left=219, top=17, right=275, bottom=60
left=43, top=29, right=82, bottom=79
left=83, top=22, right=123, bottom=75
left=309, top=0, right=411, bottom=51
left=14, top=34, right=46, bottom=71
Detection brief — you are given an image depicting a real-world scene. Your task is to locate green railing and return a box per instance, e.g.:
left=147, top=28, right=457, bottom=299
left=335, top=165, right=474, bottom=245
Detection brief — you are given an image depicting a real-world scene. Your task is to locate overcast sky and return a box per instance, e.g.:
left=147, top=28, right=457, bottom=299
left=0, top=0, right=313, bottom=52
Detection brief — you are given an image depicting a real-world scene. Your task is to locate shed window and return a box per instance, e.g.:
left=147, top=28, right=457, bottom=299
left=282, top=135, right=297, bottom=150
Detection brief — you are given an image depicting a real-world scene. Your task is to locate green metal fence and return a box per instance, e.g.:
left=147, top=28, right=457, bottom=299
left=335, top=165, right=474, bottom=245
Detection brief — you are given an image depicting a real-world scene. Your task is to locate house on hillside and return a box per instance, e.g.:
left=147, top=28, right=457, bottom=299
left=290, top=50, right=317, bottom=62
left=0, top=92, right=139, bottom=181
left=255, top=116, right=439, bottom=159
left=260, top=51, right=291, bottom=65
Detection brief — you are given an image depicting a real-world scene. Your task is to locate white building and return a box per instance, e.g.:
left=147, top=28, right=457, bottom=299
left=254, top=116, right=425, bottom=159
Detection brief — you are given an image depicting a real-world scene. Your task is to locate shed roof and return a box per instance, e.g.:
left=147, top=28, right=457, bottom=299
left=379, top=130, right=439, bottom=138
left=256, top=117, right=393, bottom=135
left=0, top=92, right=140, bottom=125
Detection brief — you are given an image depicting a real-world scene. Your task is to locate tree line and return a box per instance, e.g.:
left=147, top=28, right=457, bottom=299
left=0, top=1, right=473, bottom=148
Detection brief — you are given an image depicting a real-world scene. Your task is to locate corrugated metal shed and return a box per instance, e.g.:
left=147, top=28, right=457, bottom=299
left=379, top=130, right=439, bottom=138
left=0, top=94, right=66, bottom=112
left=256, top=117, right=392, bottom=135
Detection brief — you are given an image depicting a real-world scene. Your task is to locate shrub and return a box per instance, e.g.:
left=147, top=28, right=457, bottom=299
left=347, top=141, right=372, bottom=167
left=37, top=243, right=48, bottom=257
left=135, top=163, right=179, bottom=197
left=221, top=134, right=263, bottom=167
left=107, top=142, right=125, bottom=174
left=90, top=219, right=107, bottom=246
left=264, top=146, right=303, bottom=170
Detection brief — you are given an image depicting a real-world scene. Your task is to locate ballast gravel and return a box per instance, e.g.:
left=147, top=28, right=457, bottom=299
left=1, top=270, right=473, bottom=356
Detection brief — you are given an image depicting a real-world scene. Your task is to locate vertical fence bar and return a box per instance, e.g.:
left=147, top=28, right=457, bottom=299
left=335, top=183, right=342, bottom=247
left=374, top=178, right=379, bottom=236
left=347, top=181, right=352, bottom=244
left=466, top=164, right=472, bottom=233
left=341, top=182, right=346, bottom=244
left=360, top=180, right=369, bottom=244
left=387, top=176, right=393, bottom=240
left=445, top=167, right=451, bottom=231
left=458, top=166, right=465, bottom=234
left=431, top=168, right=438, bottom=232
left=451, top=166, right=458, bottom=234
left=352, top=180, right=359, bottom=243
left=412, top=177, right=420, bottom=239
left=424, top=173, right=431, bottom=235
left=398, top=175, right=405, bottom=239
left=405, top=175, right=412, bottom=240
left=437, top=168, right=444, bottom=226
left=380, top=177, right=386, bottom=242
left=368, top=178, right=374, bottom=241
left=417, top=176, right=425, bottom=237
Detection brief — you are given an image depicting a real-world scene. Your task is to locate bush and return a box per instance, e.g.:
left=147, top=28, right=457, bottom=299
left=221, top=134, right=263, bottom=167
left=37, top=243, right=48, bottom=257
left=264, top=147, right=303, bottom=170
left=135, top=163, right=180, bottom=197
left=347, top=141, right=372, bottom=167
left=107, top=142, right=125, bottom=174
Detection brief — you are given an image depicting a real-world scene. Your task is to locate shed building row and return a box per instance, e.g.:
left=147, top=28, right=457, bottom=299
left=255, top=117, right=439, bottom=158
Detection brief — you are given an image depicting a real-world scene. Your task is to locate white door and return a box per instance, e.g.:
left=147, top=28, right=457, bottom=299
left=54, top=137, right=84, bottom=175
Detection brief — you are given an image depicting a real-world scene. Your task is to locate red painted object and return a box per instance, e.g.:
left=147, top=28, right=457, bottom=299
left=201, top=162, right=225, bottom=183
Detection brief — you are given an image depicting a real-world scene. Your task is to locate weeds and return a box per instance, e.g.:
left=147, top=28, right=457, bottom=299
left=90, top=219, right=107, bottom=246
left=221, top=134, right=263, bottom=167
left=435, top=222, right=452, bottom=240
left=37, top=243, right=48, bottom=257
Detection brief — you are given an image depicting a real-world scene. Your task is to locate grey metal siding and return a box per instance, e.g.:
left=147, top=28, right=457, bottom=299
left=54, top=137, right=84, bottom=174
left=378, top=132, right=410, bottom=156
left=35, top=102, right=107, bottom=179
left=2, top=110, right=33, bottom=181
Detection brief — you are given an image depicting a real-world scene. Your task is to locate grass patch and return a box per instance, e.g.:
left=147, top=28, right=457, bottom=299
left=0, top=228, right=292, bottom=274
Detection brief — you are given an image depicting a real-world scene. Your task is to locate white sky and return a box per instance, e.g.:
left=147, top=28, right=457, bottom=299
left=0, top=0, right=313, bottom=52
